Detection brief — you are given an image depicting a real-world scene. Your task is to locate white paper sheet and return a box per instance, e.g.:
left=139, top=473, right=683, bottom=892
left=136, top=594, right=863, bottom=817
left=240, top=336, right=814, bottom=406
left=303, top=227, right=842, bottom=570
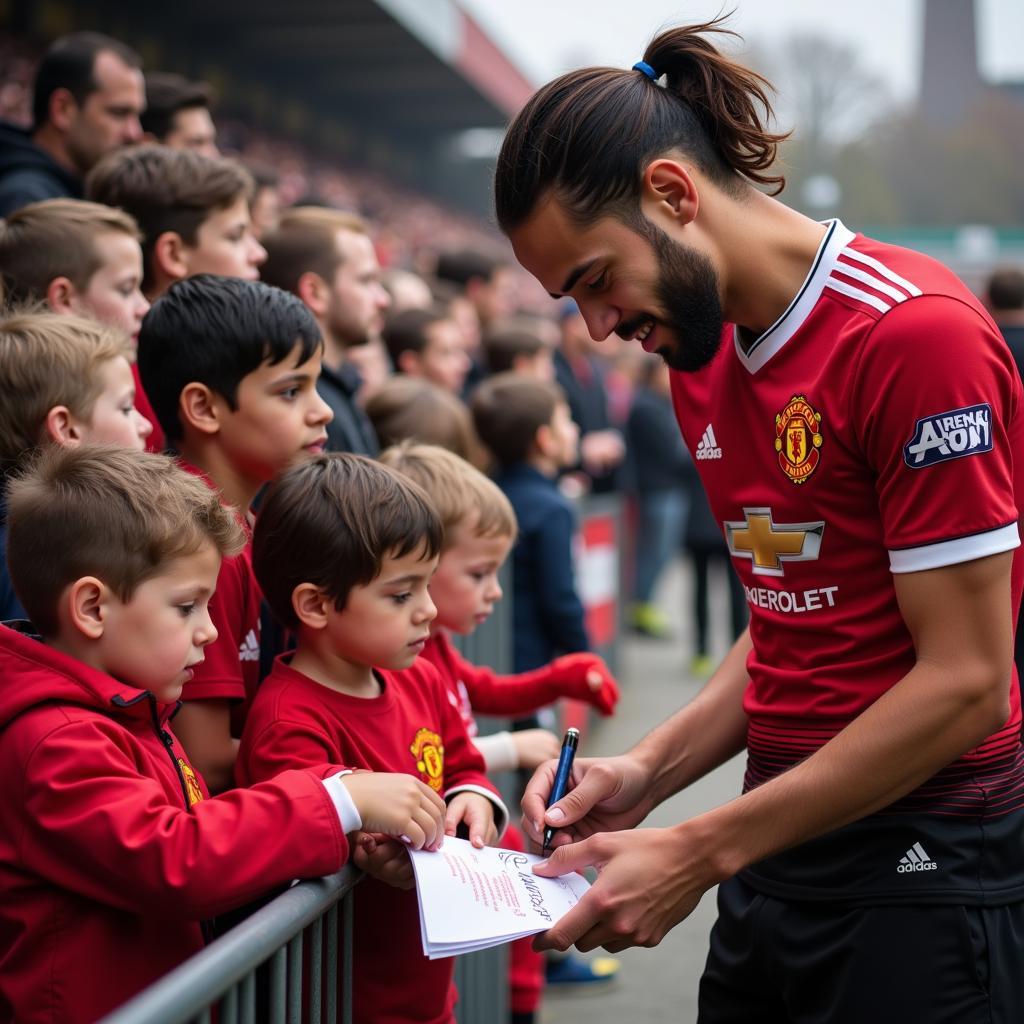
left=408, top=837, right=591, bottom=959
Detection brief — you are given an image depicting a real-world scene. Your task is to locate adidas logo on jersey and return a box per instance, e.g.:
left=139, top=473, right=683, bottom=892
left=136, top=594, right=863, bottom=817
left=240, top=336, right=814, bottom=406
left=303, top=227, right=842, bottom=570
left=696, top=424, right=722, bottom=461
left=238, top=628, right=260, bottom=663
left=897, top=841, right=938, bottom=873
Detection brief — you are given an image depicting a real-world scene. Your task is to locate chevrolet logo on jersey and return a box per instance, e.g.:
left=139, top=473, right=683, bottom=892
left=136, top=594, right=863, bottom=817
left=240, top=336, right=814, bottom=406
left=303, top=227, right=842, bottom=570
left=725, top=508, right=825, bottom=576
left=903, top=403, right=992, bottom=468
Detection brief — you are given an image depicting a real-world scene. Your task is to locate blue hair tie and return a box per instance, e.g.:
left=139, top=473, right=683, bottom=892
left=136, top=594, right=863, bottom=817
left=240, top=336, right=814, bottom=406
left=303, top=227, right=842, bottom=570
left=632, top=60, right=657, bottom=80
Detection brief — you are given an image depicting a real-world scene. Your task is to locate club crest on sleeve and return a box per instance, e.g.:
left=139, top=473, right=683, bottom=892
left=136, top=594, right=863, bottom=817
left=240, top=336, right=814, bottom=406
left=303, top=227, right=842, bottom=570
left=903, top=403, right=992, bottom=469
left=774, top=396, right=823, bottom=484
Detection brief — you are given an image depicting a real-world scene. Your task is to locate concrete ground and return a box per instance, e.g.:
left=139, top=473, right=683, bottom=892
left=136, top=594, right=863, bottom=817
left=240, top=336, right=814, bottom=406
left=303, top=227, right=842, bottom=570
left=538, top=555, right=746, bottom=1024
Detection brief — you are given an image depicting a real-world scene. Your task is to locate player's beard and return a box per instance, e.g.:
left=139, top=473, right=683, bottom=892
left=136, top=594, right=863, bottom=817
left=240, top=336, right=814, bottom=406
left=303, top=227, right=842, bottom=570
left=629, top=219, right=724, bottom=374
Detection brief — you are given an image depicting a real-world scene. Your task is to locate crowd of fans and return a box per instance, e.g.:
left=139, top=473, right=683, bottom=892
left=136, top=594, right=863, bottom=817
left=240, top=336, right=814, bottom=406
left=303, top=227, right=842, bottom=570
left=4, top=25, right=1023, bottom=1024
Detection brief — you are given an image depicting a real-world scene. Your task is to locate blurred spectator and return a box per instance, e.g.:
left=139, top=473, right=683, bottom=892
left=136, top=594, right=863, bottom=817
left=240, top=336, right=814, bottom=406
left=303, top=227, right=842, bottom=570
left=345, top=338, right=392, bottom=406
left=366, top=375, right=479, bottom=464
left=482, top=324, right=555, bottom=381
left=382, top=306, right=471, bottom=394
left=87, top=145, right=264, bottom=298
left=626, top=358, right=693, bottom=639
left=381, top=267, right=433, bottom=314
left=555, top=300, right=626, bottom=493
left=435, top=248, right=517, bottom=333
left=261, top=206, right=389, bottom=455
left=685, top=480, right=748, bottom=678
left=0, top=32, right=143, bottom=215
left=247, top=164, right=281, bottom=240
left=983, top=265, right=1024, bottom=686
left=140, top=72, right=218, bottom=157
left=985, top=265, right=1024, bottom=376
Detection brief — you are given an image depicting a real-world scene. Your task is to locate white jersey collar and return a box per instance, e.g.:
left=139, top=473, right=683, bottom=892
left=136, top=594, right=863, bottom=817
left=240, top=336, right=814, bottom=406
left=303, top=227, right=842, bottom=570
left=733, top=219, right=857, bottom=374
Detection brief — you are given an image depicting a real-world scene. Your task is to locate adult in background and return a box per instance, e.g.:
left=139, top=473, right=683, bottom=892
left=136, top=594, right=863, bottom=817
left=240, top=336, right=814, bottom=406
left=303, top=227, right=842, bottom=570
left=140, top=72, right=218, bottom=157
left=985, top=265, right=1024, bottom=378
left=261, top=207, right=390, bottom=456
left=556, top=300, right=626, bottom=493
left=984, top=264, right=1024, bottom=689
left=0, top=32, right=144, bottom=216
left=503, top=18, right=1024, bottom=1023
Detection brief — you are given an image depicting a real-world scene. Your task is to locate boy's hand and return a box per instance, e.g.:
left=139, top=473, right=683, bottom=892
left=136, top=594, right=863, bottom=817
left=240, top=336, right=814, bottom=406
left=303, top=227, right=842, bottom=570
left=550, top=653, right=620, bottom=715
left=512, top=728, right=562, bottom=770
left=352, top=832, right=416, bottom=889
left=342, top=772, right=445, bottom=850
left=445, top=792, right=498, bottom=849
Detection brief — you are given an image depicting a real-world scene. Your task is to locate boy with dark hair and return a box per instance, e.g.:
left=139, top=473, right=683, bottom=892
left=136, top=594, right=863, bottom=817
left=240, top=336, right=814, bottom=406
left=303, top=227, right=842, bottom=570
left=238, top=452, right=505, bottom=1024
left=471, top=372, right=589, bottom=672
left=0, top=31, right=144, bottom=215
left=86, top=145, right=266, bottom=297
left=0, top=444, right=445, bottom=1024
left=380, top=441, right=622, bottom=1017
left=141, top=72, right=218, bottom=157
left=0, top=311, right=153, bottom=619
left=0, top=197, right=160, bottom=447
left=260, top=206, right=390, bottom=455
left=137, top=274, right=332, bottom=792
left=382, top=305, right=471, bottom=394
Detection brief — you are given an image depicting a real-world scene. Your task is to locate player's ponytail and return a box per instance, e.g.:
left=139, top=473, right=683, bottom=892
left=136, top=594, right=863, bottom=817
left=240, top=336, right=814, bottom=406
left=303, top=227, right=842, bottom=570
left=495, top=15, right=788, bottom=235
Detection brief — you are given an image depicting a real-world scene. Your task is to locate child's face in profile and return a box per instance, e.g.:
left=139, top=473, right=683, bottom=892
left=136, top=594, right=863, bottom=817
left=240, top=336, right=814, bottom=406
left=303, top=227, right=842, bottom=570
left=213, top=345, right=332, bottom=484
left=78, top=356, right=153, bottom=451
left=73, top=231, right=150, bottom=345
left=429, top=519, right=512, bottom=635
left=95, top=542, right=221, bottom=702
left=324, top=544, right=439, bottom=671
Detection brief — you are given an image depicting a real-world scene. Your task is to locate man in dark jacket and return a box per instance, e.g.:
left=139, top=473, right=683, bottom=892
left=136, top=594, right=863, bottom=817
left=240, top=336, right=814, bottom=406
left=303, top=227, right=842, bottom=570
left=0, top=32, right=144, bottom=216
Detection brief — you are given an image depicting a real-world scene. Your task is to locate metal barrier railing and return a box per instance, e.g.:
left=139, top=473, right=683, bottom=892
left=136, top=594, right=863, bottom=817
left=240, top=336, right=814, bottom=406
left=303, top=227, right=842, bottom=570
left=98, top=867, right=360, bottom=1024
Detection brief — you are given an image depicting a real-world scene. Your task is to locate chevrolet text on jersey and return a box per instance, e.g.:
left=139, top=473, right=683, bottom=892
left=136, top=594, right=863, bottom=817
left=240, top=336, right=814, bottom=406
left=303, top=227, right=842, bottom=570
left=903, top=403, right=992, bottom=468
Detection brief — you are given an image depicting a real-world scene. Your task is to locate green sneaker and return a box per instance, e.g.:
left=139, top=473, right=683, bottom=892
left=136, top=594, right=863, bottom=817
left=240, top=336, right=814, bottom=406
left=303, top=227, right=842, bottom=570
left=690, top=654, right=714, bottom=678
left=628, top=602, right=671, bottom=639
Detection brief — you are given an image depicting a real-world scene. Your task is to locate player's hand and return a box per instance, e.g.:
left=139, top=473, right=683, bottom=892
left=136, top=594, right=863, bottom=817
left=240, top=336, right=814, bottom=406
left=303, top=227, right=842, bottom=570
left=530, top=824, right=713, bottom=954
left=352, top=832, right=416, bottom=889
left=342, top=772, right=445, bottom=850
left=521, top=753, right=654, bottom=849
left=511, top=728, right=562, bottom=770
left=550, top=653, right=620, bottom=715
left=445, top=792, right=498, bottom=848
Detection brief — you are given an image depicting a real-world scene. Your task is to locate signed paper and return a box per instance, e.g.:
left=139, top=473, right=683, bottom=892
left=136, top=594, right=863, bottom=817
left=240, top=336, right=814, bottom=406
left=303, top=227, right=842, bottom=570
left=408, top=837, right=591, bottom=959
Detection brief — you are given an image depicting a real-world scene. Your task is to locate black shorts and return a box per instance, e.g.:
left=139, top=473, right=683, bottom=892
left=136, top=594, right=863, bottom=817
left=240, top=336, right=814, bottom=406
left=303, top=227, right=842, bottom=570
left=698, top=876, right=1024, bottom=1024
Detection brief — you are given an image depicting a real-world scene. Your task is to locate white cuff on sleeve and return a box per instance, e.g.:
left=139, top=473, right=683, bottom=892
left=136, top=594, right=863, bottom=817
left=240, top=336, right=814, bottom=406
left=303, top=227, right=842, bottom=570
left=474, top=731, right=520, bottom=773
left=322, top=770, right=363, bottom=835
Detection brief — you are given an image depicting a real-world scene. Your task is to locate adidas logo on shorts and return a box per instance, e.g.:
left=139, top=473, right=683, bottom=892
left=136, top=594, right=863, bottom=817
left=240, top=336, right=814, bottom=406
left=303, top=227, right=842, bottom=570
left=897, top=841, right=938, bottom=873
left=696, top=424, right=722, bottom=461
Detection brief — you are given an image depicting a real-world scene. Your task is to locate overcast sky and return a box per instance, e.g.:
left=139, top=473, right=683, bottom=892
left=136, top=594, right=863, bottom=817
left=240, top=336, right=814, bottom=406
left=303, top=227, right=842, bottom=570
left=457, top=0, right=1024, bottom=107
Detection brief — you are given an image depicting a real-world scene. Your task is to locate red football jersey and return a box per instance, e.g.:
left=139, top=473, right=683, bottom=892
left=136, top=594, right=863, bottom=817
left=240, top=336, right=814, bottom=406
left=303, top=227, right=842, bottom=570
left=671, top=221, right=1024, bottom=901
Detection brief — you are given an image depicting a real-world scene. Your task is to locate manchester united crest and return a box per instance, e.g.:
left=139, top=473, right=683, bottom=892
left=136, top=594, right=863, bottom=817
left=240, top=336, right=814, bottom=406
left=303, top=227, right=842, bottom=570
left=775, top=396, right=823, bottom=484
left=410, top=728, right=445, bottom=791
left=177, top=758, right=205, bottom=807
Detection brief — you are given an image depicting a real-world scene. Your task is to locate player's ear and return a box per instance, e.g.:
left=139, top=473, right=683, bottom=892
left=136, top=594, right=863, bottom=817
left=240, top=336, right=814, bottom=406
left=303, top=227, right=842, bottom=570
left=152, top=231, right=189, bottom=282
left=66, top=576, right=110, bottom=639
left=292, top=583, right=330, bottom=630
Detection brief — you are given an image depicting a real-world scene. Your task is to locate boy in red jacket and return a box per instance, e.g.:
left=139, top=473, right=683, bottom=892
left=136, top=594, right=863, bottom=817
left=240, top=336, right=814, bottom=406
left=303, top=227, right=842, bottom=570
left=379, top=441, right=621, bottom=1022
left=0, top=445, right=445, bottom=1024
left=238, top=453, right=507, bottom=1024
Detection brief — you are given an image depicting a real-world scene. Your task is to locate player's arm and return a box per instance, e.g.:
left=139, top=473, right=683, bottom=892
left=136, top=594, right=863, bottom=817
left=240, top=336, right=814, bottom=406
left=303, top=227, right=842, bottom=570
left=534, top=552, right=1012, bottom=953
left=522, top=627, right=751, bottom=846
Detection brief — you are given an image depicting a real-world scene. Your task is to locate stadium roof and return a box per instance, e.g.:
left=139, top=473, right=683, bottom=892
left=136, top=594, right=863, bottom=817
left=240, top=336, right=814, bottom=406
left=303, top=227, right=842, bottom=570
left=45, top=0, right=534, bottom=143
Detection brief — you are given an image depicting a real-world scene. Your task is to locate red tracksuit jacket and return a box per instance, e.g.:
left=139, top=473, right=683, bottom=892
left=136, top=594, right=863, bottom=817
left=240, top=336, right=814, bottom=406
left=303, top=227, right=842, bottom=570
left=0, top=623, right=351, bottom=1024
